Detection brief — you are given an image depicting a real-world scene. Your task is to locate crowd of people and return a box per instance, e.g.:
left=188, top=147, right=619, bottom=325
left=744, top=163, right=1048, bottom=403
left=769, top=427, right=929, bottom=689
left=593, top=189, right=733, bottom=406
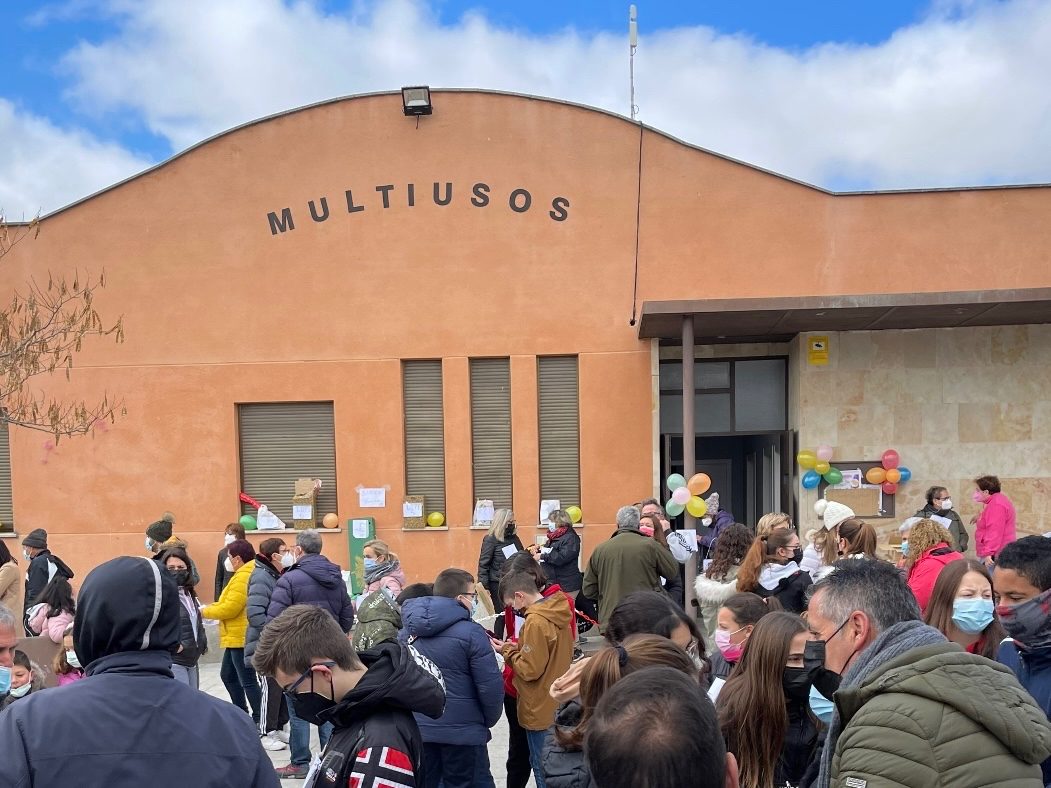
left=2, top=474, right=1051, bottom=788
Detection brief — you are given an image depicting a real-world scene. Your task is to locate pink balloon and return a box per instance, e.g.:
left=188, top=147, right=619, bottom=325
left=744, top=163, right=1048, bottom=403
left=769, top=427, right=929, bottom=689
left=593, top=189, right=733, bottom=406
left=882, top=449, right=900, bottom=470
left=816, top=444, right=834, bottom=462
left=671, top=486, right=691, bottom=505
left=882, top=481, right=898, bottom=495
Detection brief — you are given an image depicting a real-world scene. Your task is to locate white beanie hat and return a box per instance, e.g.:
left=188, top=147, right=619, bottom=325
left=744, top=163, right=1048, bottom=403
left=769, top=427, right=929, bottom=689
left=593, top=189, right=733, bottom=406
left=816, top=499, right=854, bottom=531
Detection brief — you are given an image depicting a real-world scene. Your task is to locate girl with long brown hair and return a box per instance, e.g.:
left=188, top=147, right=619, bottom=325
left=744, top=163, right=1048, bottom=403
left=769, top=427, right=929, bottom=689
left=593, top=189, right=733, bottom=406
left=542, top=634, right=697, bottom=788
left=695, top=523, right=754, bottom=639
left=836, top=518, right=879, bottom=559
left=716, top=612, right=818, bottom=788
left=736, top=530, right=812, bottom=614
left=923, top=558, right=1004, bottom=659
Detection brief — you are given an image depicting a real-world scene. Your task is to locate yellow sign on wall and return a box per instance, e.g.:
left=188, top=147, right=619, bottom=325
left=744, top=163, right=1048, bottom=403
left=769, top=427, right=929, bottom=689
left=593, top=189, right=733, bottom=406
left=809, top=336, right=829, bottom=366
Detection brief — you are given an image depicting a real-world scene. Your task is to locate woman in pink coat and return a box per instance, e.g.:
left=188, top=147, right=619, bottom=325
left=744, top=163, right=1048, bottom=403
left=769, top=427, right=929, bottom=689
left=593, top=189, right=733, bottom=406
left=27, top=575, right=76, bottom=644
left=362, top=539, right=407, bottom=596
left=906, top=519, right=965, bottom=613
left=973, top=474, right=1017, bottom=568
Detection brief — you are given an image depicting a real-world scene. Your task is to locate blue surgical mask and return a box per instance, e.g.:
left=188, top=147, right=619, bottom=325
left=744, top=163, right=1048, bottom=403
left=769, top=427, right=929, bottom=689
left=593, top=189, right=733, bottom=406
left=900, top=539, right=908, bottom=556
left=952, top=597, right=995, bottom=635
left=547, top=523, right=557, bottom=533
left=809, top=683, right=834, bottom=725
left=9, top=681, right=31, bottom=698
left=363, top=558, right=377, bottom=571
left=0, top=666, right=10, bottom=695
left=146, top=537, right=154, bottom=551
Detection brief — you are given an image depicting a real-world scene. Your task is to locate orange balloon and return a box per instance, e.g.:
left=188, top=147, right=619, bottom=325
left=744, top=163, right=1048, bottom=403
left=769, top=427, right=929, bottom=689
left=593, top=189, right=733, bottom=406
left=885, top=469, right=901, bottom=484
left=322, top=513, right=339, bottom=529
left=688, top=473, right=712, bottom=496
left=866, top=467, right=887, bottom=485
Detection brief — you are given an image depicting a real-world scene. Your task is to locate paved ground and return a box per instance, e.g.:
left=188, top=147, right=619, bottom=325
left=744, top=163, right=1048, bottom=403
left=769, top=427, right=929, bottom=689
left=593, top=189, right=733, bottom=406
left=200, top=662, right=540, bottom=786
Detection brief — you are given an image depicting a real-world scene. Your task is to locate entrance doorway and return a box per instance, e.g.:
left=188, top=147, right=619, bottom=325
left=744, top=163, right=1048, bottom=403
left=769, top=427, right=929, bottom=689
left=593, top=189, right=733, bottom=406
left=658, top=356, right=792, bottom=530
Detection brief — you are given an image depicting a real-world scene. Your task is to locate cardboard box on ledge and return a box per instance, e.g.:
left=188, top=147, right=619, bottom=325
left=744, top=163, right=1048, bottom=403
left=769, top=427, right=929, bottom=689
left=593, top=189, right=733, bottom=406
left=292, top=478, right=321, bottom=529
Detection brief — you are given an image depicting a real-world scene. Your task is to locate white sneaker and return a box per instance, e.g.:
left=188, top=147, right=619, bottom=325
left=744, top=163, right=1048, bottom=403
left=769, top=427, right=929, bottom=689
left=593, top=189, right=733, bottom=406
left=272, top=728, right=290, bottom=744
left=261, top=733, right=287, bottom=751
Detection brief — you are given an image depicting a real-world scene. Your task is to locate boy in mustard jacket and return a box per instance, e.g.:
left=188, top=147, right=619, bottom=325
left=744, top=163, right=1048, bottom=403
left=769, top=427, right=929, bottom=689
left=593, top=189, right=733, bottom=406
left=497, top=570, right=574, bottom=788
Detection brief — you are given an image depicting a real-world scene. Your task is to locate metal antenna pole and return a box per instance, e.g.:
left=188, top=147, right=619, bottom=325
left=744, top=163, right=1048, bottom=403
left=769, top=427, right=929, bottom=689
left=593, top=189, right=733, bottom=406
left=629, top=5, right=638, bottom=120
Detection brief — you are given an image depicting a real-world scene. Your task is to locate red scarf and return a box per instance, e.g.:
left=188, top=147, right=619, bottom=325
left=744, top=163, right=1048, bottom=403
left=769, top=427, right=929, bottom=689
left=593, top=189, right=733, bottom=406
left=548, top=525, right=571, bottom=542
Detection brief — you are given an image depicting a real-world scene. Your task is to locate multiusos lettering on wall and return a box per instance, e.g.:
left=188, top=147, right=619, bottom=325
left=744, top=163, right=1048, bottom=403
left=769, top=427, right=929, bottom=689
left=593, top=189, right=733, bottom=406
left=267, top=182, right=570, bottom=235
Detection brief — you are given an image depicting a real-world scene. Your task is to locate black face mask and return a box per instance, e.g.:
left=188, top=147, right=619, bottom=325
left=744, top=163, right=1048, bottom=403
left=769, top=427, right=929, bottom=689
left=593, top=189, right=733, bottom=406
left=782, top=666, right=812, bottom=703
left=170, top=569, right=190, bottom=587
left=505, top=524, right=516, bottom=538
left=285, top=669, right=337, bottom=727
left=803, top=639, right=841, bottom=700
left=792, top=547, right=804, bottom=564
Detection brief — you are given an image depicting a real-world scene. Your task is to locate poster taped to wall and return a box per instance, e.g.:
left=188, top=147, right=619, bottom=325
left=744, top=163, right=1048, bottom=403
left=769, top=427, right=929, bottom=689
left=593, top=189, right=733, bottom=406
left=539, top=500, right=559, bottom=526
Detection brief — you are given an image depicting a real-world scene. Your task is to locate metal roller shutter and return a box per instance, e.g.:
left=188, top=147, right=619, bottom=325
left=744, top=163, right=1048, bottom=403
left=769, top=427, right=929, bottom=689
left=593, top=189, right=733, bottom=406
left=238, top=402, right=337, bottom=524
left=0, top=422, right=12, bottom=531
left=470, top=358, right=512, bottom=510
left=403, top=361, right=446, bottom=515
left=538, top=356, right=580, bottom=508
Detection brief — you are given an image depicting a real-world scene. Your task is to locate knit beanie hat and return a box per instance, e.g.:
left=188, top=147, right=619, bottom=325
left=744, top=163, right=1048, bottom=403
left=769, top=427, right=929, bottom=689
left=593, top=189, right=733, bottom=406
left=21, top=528, right=47, bottom=549
left=705, top=492, right=720, bottom=513
left=814, top=500, right=854, bottom=531
left=145, top=512, right=175, bottom=543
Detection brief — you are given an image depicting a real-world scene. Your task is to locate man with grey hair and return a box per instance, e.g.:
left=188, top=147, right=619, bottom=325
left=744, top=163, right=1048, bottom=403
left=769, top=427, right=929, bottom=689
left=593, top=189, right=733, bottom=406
left=1, top=604, right=17, bottom=702
left=805, top=558, right=1051, bottom=788
left=582, top=505, right=679, bottom=631
left=266, top=529, right=354, bottom=779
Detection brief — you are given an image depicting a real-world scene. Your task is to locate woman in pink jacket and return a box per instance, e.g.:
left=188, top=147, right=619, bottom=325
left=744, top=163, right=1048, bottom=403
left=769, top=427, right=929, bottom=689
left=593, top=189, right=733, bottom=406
left=361, top=539, right=407, bottom=596
left=973, top=475, right=1017, bottom=568
left=27, top=574, right=76, bottom=644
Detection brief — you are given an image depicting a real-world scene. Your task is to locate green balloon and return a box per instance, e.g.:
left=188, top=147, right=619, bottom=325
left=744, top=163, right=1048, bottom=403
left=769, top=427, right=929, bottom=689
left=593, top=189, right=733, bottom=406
left=823, top=467, right=843, bottom=485
left=666, top=474, right=687, bottom=492
left=665, top=500, right=686, bottom=517
left=239, top=514, right=257, bottom=531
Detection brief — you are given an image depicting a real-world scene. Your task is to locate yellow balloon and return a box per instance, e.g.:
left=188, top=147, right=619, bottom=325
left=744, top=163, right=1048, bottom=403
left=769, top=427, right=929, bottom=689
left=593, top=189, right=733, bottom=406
left=426, top=512, right=445, bottom=527
left=797, top=450, right=817, bottom=470
left=686, top=496, right=707, bottom=518
left=566, top=506, right=583, bottom=524
left=814, top=461, right=831, bottom=475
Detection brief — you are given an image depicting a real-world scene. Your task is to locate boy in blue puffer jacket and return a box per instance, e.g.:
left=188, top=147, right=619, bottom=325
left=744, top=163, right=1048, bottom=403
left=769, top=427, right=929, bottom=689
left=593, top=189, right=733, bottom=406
left=401, top=568, right=504, bottom=788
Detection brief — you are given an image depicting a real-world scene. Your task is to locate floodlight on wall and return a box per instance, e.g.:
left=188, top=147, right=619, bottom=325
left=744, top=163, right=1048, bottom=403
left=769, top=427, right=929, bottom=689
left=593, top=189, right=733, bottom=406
left=402, top=86, right=432, bottom=116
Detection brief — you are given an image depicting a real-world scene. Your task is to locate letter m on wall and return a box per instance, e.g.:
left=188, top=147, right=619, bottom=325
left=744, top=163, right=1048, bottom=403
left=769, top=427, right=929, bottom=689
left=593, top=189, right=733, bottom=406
left=267, top=208, right=295, bottom=235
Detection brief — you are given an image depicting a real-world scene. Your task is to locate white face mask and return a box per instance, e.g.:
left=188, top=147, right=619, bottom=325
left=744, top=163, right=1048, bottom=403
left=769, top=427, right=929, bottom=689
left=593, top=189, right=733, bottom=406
left=702, top=517, right=712, bottom=527
left=224, top=557, right=235, bottom=572
left=66, top=650, right=82, bottom=669
left=224, top=533, right=236, bottom=546
left=941, top=499, right=953, bottom=511
left=145, top=537, right=154, bottom=552
left=9, top=681, right=32, bottom=698
left=280, top=552, right=295, bottom=569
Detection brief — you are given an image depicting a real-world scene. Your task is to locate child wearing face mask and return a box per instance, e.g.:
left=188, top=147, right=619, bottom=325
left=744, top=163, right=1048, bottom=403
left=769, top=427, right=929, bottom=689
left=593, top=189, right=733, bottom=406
left=0, top=651, right=41, bottom=709
left=923, top=559, right=1003, bottom=659
left=55, top=623, right=86, bottom=685
left=710, top=592, right=779, bottom=681
left=736, top=530, right=813, bottom=614
left=216, top=522, right=247, bottom=601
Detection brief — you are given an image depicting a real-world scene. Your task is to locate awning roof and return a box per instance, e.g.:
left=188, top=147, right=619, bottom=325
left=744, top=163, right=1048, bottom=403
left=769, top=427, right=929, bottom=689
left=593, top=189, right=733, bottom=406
left=638, top=288, right=1051, bottom=343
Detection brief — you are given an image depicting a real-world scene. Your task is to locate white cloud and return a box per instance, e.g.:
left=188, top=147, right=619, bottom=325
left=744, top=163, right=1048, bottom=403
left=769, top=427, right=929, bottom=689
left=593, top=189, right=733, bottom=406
left=6, top=0, right=1051, bottom=215
left=0, top=99, right=152, bottom=217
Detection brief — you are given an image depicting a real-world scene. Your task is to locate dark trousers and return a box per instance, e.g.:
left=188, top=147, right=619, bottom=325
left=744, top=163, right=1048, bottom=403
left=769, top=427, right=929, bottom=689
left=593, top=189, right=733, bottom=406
left=504, top=693, right=532, bottom=788
left=424, top=742, right=488, bottom=788
left=489, top=585, right=506, bottom=640
left=220, top=648, right=262, bottom=724
left=259, top=673, right=289, bottom=734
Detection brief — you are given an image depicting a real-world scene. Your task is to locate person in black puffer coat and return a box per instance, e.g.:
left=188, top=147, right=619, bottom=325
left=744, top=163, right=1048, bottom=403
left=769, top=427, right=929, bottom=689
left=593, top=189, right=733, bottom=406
left=159, top=547, right=208, bottom=688
left=539, top=510, right=584, bottom=597
left=0, top=555, right=278, bottom=788
left=266, top=530, right=354, bottom=632
left=246, top=538, right=294, bottom=744
left=477, top=509, right=524, bottom=638
left=542, top=635, right=699, bottom=788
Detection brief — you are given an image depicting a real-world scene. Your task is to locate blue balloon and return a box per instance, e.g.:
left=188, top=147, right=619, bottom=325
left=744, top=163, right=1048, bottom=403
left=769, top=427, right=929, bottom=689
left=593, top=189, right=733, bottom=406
left=898, top=467, right=912, bottom=483
left=801, top=470, right=821, bottom=489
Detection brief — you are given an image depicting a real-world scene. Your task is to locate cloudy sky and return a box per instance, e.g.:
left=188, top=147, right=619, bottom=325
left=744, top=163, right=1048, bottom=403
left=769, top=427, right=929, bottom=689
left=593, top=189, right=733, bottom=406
left=2, top=0, right=1050, bottom=216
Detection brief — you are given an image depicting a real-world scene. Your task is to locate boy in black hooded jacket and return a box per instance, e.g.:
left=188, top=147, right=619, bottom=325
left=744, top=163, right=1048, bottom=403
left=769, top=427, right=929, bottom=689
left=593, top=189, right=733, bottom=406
left=254, top=603, right=447, bottom=787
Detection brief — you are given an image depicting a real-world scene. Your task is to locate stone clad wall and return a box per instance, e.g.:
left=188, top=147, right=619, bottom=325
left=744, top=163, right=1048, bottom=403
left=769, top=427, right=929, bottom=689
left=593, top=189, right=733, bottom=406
left=794, top=325, right=1051, bottom=549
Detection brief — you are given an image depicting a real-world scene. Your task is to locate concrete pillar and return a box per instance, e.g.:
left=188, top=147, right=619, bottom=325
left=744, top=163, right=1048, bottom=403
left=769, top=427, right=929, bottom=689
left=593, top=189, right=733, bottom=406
left=681, top=315, right=699, bottom=618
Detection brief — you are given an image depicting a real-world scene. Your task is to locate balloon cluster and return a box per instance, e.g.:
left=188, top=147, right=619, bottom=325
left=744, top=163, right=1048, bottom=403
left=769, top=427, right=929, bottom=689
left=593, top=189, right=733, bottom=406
left=797, top=444, right=841, bottom=489
left=665, top=473, right=711, bottom=517
left=863, top=450, right=912, bottom=495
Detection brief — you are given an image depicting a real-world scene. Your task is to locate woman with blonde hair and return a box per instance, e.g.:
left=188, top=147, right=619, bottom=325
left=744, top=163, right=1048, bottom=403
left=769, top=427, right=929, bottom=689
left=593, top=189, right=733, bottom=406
left=540, top=509, right=584, bottom=600
left=362, top=539, right=406, bottom=597
left=755, top=512, right=792, bottom=541
left=800, top=500, right=855, bottom=580
left=905, top=518, right=964, bottom=612
left=478, top=508, right=523, bottom=638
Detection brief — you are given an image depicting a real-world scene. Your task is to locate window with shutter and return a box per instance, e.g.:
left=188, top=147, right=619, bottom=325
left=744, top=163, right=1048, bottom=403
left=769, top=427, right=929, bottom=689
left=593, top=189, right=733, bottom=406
left=403, top=360, right=446, bottom=515
left=538, top=356, right=580, bottom=508
left=0, top=421, right=12, bottom=532
left=470, top=358, right=512, bottom=510
left=238, top=402, right=337, bottom=524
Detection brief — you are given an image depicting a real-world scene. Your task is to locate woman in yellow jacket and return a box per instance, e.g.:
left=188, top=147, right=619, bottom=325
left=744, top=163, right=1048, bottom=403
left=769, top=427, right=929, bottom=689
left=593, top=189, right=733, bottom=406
left=201, top=539, right=261, bottom=724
